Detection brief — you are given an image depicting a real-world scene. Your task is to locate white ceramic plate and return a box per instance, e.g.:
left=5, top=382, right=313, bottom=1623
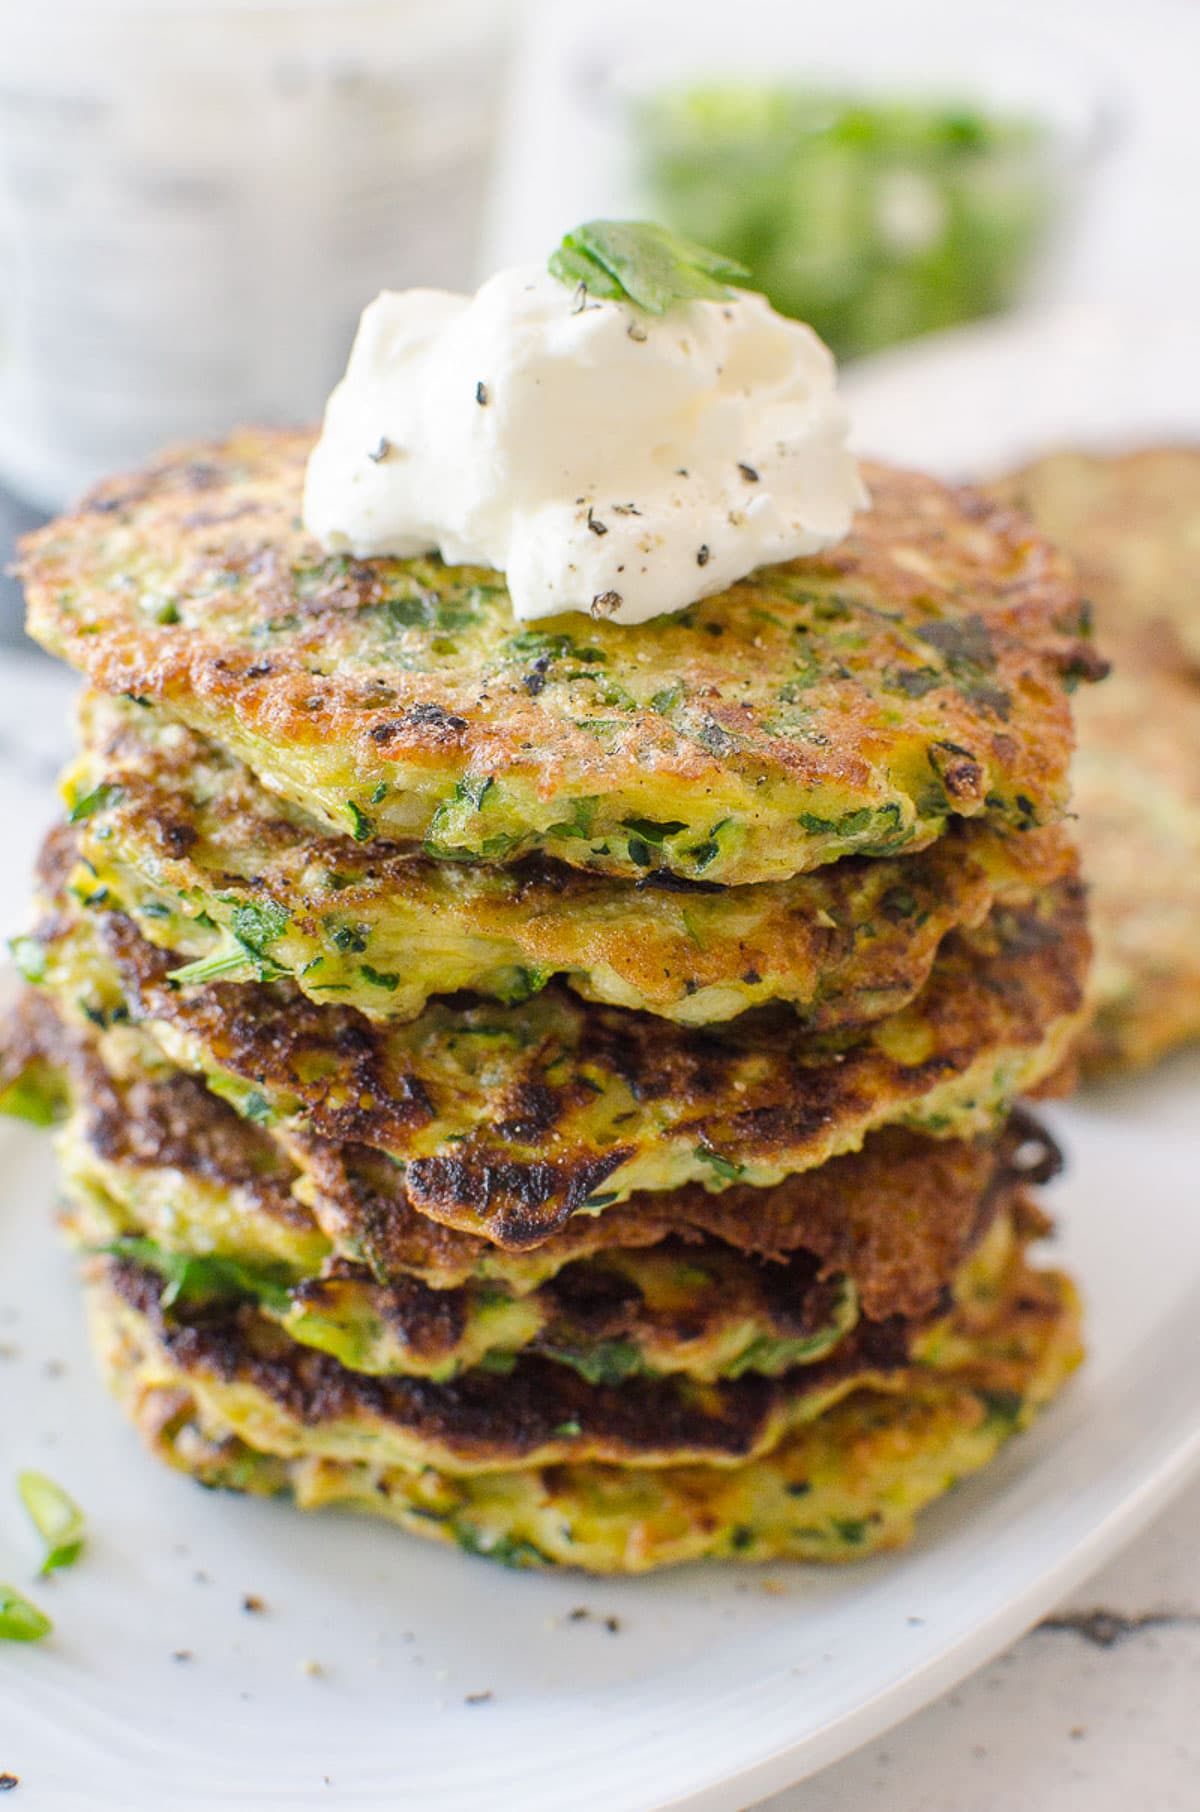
left=3, top=307, right=1200, bottom=1810
left=842, top=302, right=1200, bottom=474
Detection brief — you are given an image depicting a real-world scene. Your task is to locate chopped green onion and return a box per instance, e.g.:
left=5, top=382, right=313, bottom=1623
left=0, top=1584, right=52, bottom=1642
left=18, top=1471, right=85, bottom=1575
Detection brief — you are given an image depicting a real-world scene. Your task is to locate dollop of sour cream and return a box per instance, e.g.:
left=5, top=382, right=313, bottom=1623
left=303, top=265, right=867, bottom=625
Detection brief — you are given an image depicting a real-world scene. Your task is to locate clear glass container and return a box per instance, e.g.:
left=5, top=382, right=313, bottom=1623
left=0, top=0, right=513, bottom=507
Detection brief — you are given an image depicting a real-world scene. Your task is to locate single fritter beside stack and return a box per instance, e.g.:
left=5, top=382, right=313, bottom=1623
left=3, top=430, right=1099, bottom=1572
left=990, top=448, right=1200, bottom=1077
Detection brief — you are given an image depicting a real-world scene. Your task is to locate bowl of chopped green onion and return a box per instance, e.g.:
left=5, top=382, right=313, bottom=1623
left=607, top=5, right=1114, bottom=359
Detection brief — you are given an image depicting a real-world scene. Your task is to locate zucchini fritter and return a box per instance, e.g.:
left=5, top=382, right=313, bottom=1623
left=89, top=1197, right=1033, bottom=1471
left=5, top=992, right=1054, bottom=1384
left=991, top=448, right=1200, bottom=1074
left=1070, top=650, right=1200, bottom=1073
left=65, top=690, right=1073, bottom=1028
left=20, top=430, right=1099, bottom=884
left=90, top=1227, right=1082, bottom=1571
left=994, top=448, right=1200, bottom=669
left=26, top=830, right=1089, bottom=1243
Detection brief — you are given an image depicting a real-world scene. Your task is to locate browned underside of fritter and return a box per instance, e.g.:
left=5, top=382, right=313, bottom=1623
left=100, top=905, right=1085, bottom=1240
left=19, top=430, right=1097, bottom=815
left=7, top=987, right=1059, bottom=1327
left=100, top=1252, right=956, bottom=1465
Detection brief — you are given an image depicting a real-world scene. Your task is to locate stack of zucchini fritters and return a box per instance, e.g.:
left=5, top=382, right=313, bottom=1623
left=3, top=430, right=1101, bottom=1573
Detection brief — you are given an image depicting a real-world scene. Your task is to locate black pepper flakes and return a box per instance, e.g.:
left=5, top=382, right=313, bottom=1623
left=591, top=590, right=623, bottom=617
left=0, top=1774, right=18, bottom=1792
left=627, top=320, right=648, bottom=343
left=586, top=507, right=608, bottom=537
left=475, top=381, right=489, bottom=406
left=523, top=654, right=552, bottom=696
left=367, top=437, right=392, bottom=464
left=738, top=463, right=760, bottom=483
left=242, top=1594, right=267, bottom=1615
left=696, top=545, right=711, bottom=567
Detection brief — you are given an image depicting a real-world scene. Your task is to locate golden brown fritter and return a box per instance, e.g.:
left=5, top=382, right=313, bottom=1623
left=994, top=447, right=1200, bottom=668
left=20, top=430, right=1099, bottom=884
left=64, top=690, right=1073, bottom=1028
left=91, top=1185, right=1036, bottom=1473
left=1070, top=648, right=1200, bottom=1072
left=25, top=828, right=1090, bottom=1243
left=991, top=448, right=1200, bottom=1074
left=90, top=1229, right=1082, bottom=1570
left=5, top=985, right=1055, bottom=1336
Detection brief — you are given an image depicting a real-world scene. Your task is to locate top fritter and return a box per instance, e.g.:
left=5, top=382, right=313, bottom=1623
left=20, top=431, right=1098, bottom=886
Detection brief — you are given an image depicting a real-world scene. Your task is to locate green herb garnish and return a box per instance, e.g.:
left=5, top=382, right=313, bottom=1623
left=17, top=1471, right=85, bottom=1576
left=549, top=220, right=748, bottom=314
left=0, top=1584, right=52, bottom=1642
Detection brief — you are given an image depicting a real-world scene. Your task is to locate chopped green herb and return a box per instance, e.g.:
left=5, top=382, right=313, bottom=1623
left=360, top=964, right=400, bottom=992
left=549, top=219, right=749, bottom=314
left=620, top=817, right=688, bottom=845
left=0, top=1585, right=52, bottom=1642
left=17, top=1471, right=85, bottom=1575
left=330, top=923, right=370, bottom=955
left=167, top=942, right=257, bottom=987
left=453, top=1527, right=545, bottom=1570
left=694, top=1145, right=744, bottom=1184
left=168, top=924, right=287, bottom=988
left=495, top=965, right=551, bottom=1005
left=346, top=802, right=373, bottom=841
left=458, top=775, right=495, bottom=811
left=67, top=783, right=122, bottom=824
left=229, top=899, right=289, bottom=954
left=98, top=1237, right=293, bottom=1316
left=541, top=1339, right=643, bottom=1386
left=979, top=1387, right=1024, bottom=1428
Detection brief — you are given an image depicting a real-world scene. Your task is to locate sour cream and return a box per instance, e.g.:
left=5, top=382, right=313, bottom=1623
left=303, top=263, right=866, bottom=625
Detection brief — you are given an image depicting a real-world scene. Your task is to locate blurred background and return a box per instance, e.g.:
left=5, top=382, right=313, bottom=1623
left=0, top=0, right=1196, bottom=648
